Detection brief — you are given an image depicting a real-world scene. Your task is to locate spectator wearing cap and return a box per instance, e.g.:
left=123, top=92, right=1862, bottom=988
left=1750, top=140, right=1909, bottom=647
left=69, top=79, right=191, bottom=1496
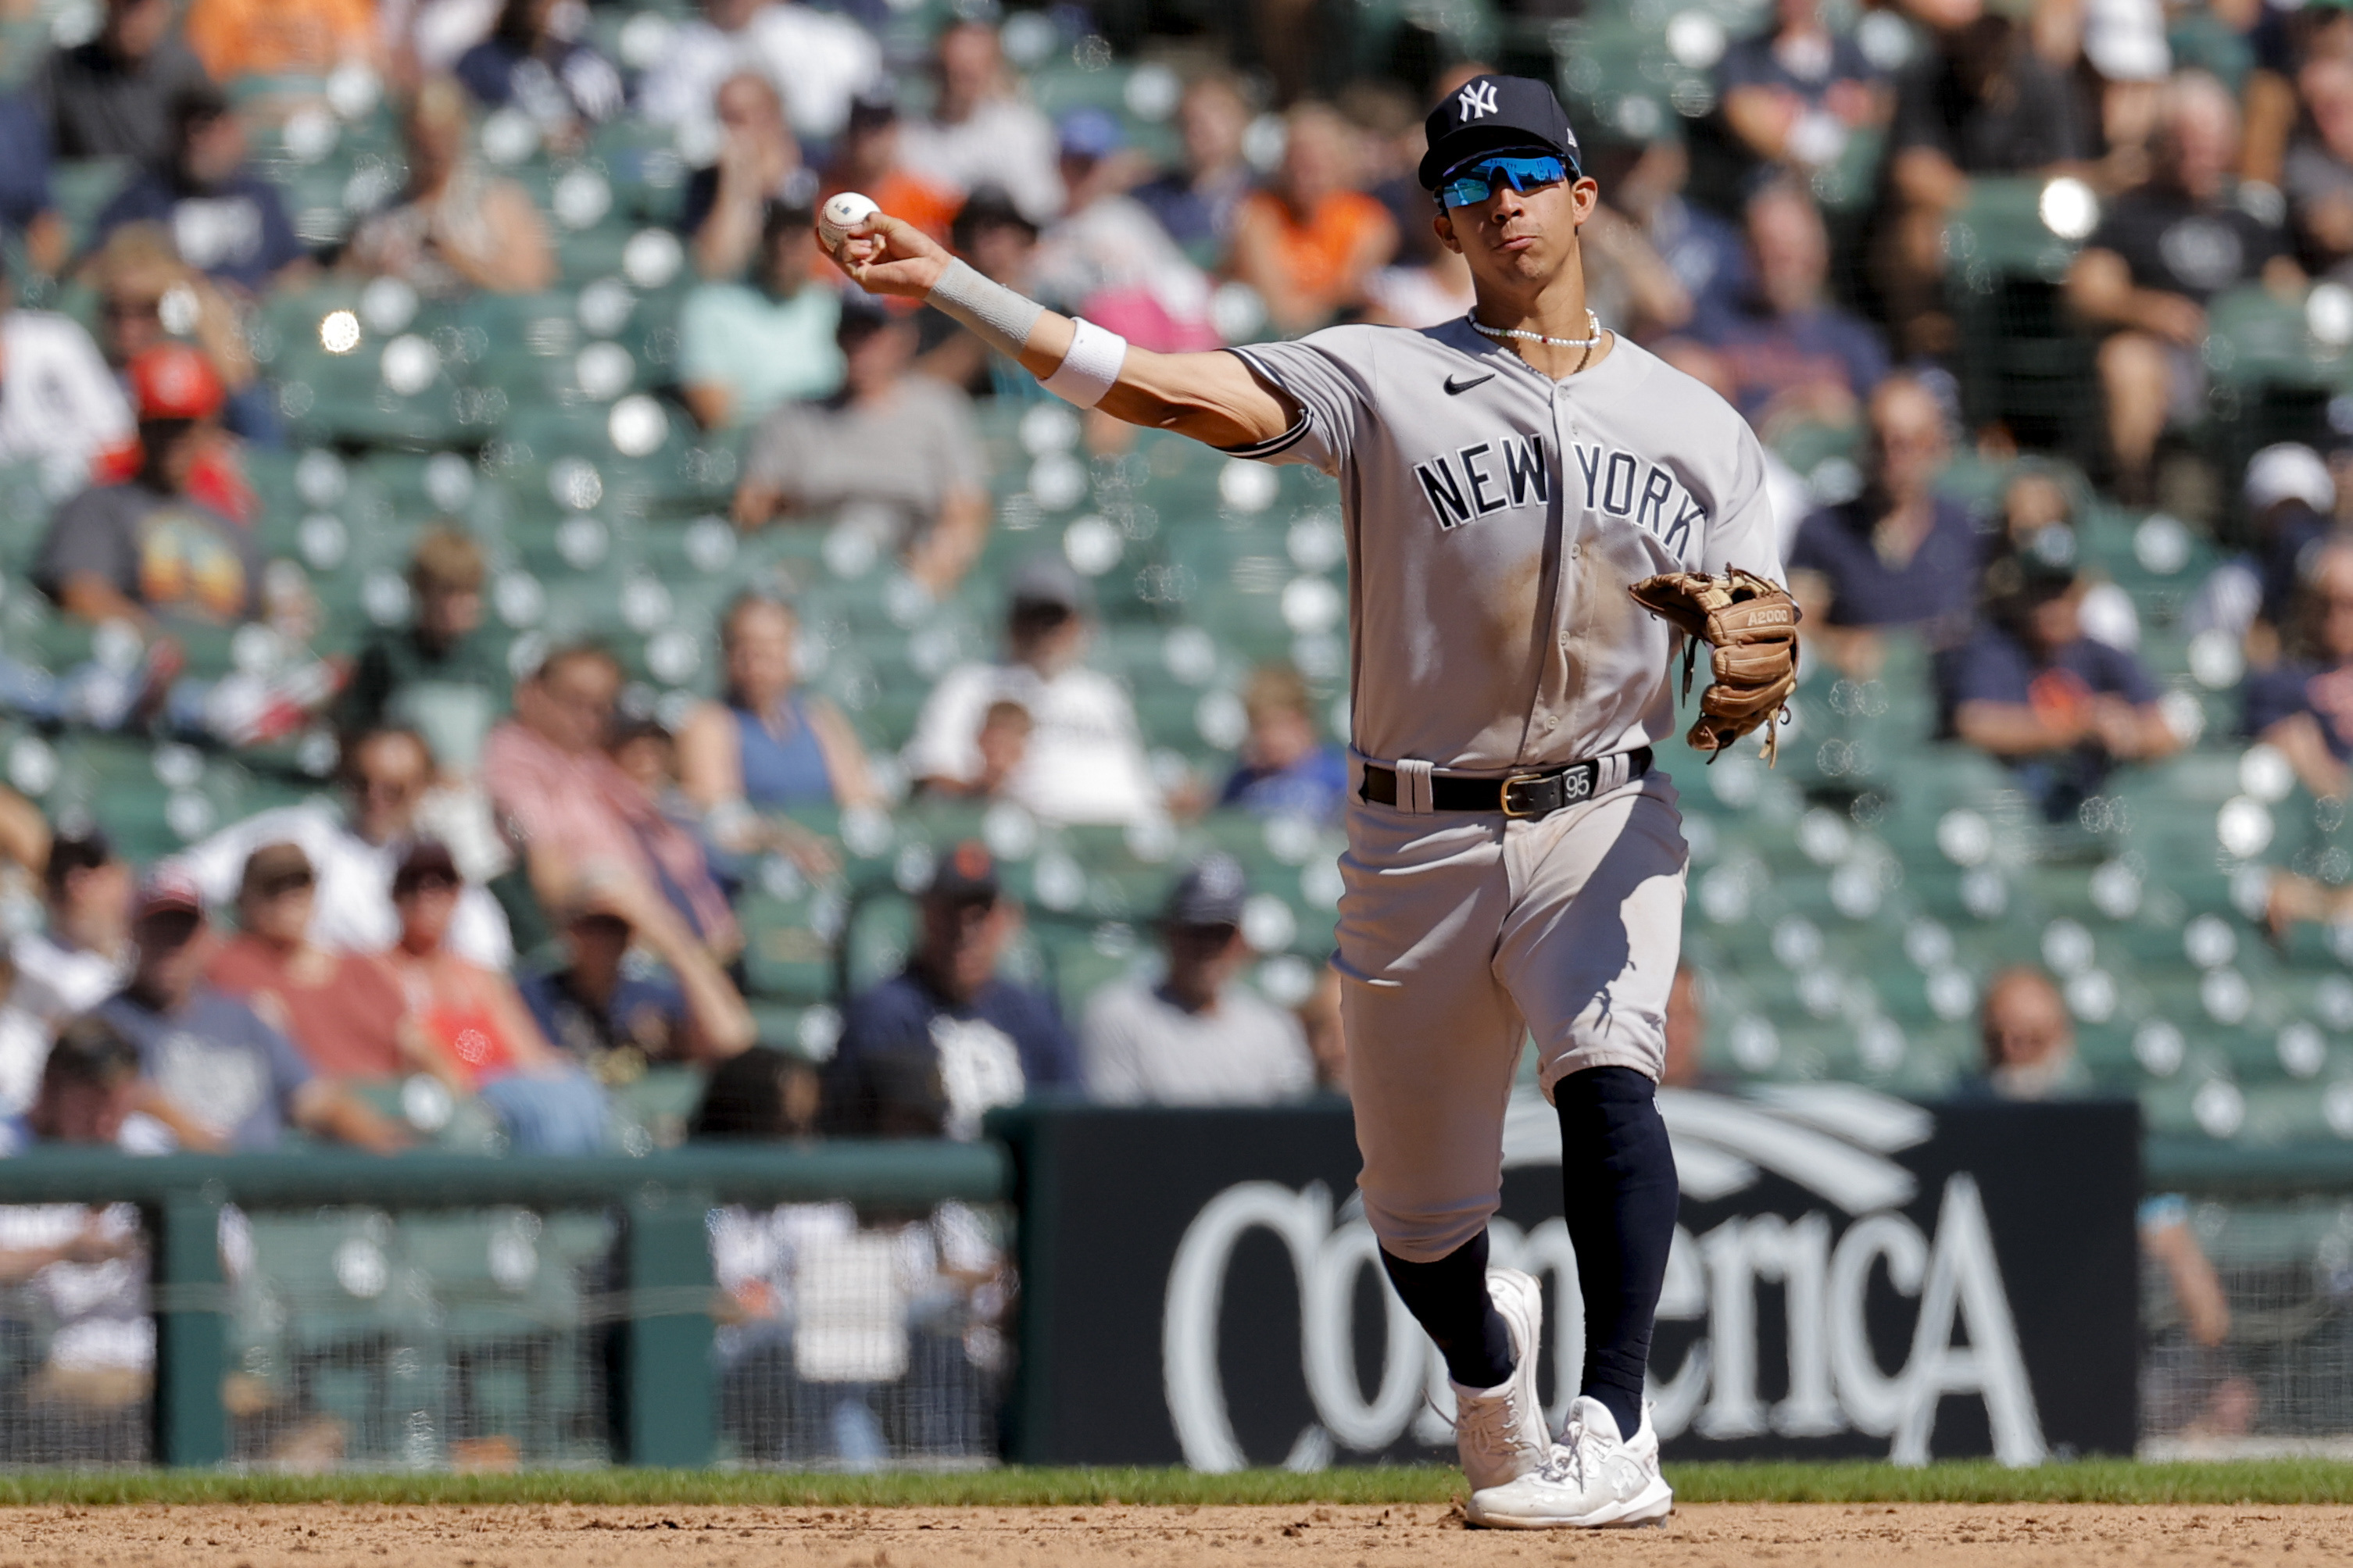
left=344, top=76, right=554, bottom=298
left=13, top=830, right=134, bottom=1032
left=732, top=298, right=991, bottom=595
left=1990, top=466, right=2140, bottom=654
left=1082, top=856, right=1317, bottom=1107
left=1875, top=0, right=2081, bottom=359
left=1221, top=665, right=1347, bottom=823
left=29, top=0, right=210, bottom=165
left=678, top=71, right=808, bottom=284
left=0, top=243, right=135, bottom=476
left=2188, top=443, right=2337, bottom=653
left=89, top=85, right=306, bottom=296
left=2066, top=72, right=2300, bottom=503
left=679, top=195, right=845, bottom=430
left=2242, top=539, right=2353, bottom=802
left=1029, top=109, right=1221, bottom=354
left=1673, top=179, right=1886, bottom=437
left=382, top=841, right=610, bottom=1153
left=484, top=644, right=741, bottom=959
left=824, top=842, right=1078, bottom=1139
left=37, top=341, right=260, bottom=630
left=1232, top=103, right=1398, bottom=336
left=2073, top=0, right=2169, bottom=188
left=168, top=726, right=514, bottom=968
left=452, top=0, right=623, bottom=153
left=206, top=842, right=423, bottom=1083
left=336, top=526, right=507, bottom=780
left=1947, top=547, right=2182, bottom=820
left=914, top=188, right=1041, bottom=398
left=1132, top=77, right=1256, bottom=264
left=98, top=873, right=409, bottom=1152
left=1787, top=373, right=1983, bottom=677
left=895, top=20, right=1062, bottom=227
left=519, top=873, right=756, bottom=1077
left=678, top=593, right=878, bottom=821
left=820, top=87, right=964, bottom=252
left=904, top=557, right=1161, bottom=826
left=637, top=0, right=881, bottom=149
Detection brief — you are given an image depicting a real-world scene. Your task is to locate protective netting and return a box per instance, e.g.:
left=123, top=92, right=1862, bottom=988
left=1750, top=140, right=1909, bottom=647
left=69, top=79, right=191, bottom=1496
left=33, top=1190, right=2353, bottom=1465
left=0, top=1197, right=1010, bottom=1470
left=709, top=1200, right=1010, bottom=1469
left=0, top=1202, right=152, bottom=1466
left=2142, top=1198, right=2353, bottom=1448
left=225, top=1207, right=616, bottom=1469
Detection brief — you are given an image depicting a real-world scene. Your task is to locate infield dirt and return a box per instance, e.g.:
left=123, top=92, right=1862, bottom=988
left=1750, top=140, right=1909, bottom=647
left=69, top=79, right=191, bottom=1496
left=0, top=1502, right=2344, bottom=1565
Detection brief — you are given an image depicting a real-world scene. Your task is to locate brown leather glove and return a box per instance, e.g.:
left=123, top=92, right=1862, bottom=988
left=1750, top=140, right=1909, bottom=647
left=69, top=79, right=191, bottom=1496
left=1627, top=566, right=1801, bottom=763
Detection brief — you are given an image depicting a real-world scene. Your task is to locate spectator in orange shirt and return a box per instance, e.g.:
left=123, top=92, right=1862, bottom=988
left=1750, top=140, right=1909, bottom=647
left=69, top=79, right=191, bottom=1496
left=1231, top=103, right=1397, bottom=334
left=824, top=87, right=962, bottom=254
left=184, top=0, right=375, bottom=81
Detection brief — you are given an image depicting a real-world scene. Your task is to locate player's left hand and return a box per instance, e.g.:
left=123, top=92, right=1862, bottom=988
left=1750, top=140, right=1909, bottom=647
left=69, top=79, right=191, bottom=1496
left=1628, top=567, right=1801, bottom=763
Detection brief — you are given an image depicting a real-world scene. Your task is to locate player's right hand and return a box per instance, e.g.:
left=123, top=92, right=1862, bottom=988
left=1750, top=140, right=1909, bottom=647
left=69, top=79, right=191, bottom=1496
left=821, top=212, right=949, bottom=301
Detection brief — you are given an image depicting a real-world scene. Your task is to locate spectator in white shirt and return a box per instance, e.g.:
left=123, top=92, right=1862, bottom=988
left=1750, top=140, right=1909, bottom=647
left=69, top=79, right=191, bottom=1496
left=0, top=829, right=133, bottom=1116
left=165, top=727, right=513, bottom=967
left=0, top=255, right=134, bottom=480
left=904, top=557, right=1160, bottom=826
left=636, top=0, right=881, bottom=150
left=13, top=829, right=135, bottom=1030
left=896, top=20, right=1062, bottom=224
left=1083, top=855, right=1317, bottom=1105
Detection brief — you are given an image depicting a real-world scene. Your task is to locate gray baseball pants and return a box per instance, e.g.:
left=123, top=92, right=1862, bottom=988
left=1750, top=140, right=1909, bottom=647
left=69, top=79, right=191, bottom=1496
left=1333, top=763, right=1689, bottom=1264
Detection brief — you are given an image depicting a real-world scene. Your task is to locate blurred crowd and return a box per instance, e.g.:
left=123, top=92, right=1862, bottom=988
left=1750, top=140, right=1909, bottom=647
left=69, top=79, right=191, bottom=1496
left=3, top=0, right=2353, bottom=1163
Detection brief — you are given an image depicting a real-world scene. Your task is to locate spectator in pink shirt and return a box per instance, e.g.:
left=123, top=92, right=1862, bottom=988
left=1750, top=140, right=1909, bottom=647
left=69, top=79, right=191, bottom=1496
left=482, top=644, right=740, bottom=961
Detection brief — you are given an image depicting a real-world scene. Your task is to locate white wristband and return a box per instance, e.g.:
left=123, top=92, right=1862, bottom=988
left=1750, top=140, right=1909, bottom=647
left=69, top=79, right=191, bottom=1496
left=1040, top=318, right=1128, bottom=409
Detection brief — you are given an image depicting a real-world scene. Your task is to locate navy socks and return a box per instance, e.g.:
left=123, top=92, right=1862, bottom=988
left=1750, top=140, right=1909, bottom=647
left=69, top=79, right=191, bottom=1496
left=1379, top=1229, right=1515, bottom=1390
left=1554, top=1065, right=1680, bottom=1439
left=1375, top=1067, right=1679, bottom=1437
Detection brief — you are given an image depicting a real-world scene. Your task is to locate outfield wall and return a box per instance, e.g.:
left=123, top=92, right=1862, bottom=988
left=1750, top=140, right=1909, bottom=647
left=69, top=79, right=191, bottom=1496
left=2, top=1098, right=2348, bottom=1470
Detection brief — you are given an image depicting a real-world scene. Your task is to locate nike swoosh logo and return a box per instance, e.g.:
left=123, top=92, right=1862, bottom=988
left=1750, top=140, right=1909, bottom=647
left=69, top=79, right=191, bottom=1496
left=1445, top=372, right=1494, bottom=395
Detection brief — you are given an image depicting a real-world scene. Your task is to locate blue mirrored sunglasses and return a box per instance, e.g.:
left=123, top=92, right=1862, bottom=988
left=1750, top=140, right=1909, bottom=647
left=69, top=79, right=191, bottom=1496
left=1439, top=153, right=1571, bottom=209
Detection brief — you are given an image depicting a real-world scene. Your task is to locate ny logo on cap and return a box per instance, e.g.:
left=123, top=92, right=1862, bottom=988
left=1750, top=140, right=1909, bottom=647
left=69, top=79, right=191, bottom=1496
left=1457, top=80, right=1499, bottom=120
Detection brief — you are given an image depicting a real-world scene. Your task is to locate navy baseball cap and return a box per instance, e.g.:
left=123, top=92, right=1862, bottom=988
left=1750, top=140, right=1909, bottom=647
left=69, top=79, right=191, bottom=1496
left=1164, top=853, right=1248, bottom=929
left=1418, top=74, right=1582, bottom=191
left=928, top=840, right=1001, bottom=904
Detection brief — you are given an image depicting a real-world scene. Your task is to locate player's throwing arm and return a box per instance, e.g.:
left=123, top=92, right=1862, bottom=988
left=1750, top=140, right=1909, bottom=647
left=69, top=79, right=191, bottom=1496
left=817, top=204, right=1296, bottom=450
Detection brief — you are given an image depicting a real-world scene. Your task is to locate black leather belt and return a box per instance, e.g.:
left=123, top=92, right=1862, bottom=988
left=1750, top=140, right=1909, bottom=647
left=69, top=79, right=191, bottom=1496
left=1358, top=748, right=1651, bottom=818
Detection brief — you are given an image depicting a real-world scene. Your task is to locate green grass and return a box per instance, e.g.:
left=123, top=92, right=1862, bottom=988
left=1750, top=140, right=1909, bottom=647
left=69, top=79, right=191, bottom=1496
left=2, top=1459, right=2353, bottom=1508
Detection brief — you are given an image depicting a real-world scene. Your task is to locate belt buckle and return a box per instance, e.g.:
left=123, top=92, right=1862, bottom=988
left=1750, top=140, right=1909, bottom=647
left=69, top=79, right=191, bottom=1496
left=1500, top=771, right=1547, bottom=819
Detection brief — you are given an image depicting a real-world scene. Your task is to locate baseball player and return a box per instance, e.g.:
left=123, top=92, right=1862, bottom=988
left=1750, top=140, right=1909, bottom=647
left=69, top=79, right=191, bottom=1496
left=826, top=73, right=1797, bottom=1527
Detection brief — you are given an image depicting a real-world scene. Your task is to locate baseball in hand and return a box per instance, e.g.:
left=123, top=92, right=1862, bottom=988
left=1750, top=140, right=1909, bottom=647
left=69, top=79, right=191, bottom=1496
left=818, top=191, right=879, bottom=248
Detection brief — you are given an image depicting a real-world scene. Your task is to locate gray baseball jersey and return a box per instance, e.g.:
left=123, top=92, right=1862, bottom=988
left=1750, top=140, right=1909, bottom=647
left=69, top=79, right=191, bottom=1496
left=1228, top=320, right=1780, bottom=773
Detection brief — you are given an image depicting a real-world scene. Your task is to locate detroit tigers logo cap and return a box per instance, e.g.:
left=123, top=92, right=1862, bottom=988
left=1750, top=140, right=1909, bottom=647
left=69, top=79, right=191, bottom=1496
left=1417, top=73, right=1582, bottom=191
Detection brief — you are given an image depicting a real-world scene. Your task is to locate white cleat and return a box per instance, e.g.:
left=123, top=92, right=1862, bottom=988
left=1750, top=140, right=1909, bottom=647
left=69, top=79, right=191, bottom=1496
left=1448, top=1267, right=1553, bottom=1493
left=1464, top=1395, right=1675, bottom=1530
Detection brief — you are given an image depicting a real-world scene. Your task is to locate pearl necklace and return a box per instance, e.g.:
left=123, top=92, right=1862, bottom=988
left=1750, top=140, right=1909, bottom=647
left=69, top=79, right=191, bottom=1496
left=1468, top=309, right=1604, bottom=349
